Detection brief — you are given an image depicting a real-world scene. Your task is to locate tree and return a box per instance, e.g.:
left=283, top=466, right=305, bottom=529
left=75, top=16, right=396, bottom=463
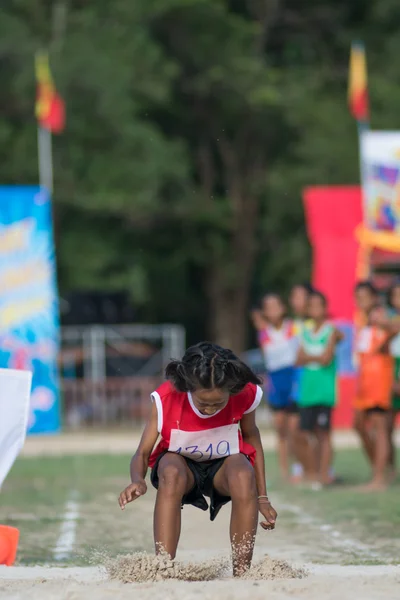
left=1, top=0, right=398, bottom=351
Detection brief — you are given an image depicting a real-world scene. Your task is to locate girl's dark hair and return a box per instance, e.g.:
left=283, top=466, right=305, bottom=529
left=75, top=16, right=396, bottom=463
left=260, top=291, right=285, bottom=307
left=291, top=282, right=314, bottom=294
left=165, top=341, right=262, bottom=395
left=355, top=280, right=378, bottom=296
left=309, top=290, right=327, bottom=306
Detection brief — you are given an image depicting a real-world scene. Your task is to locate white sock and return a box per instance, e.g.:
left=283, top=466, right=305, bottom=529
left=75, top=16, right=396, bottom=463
left=291, top=463, right=303, bottom=477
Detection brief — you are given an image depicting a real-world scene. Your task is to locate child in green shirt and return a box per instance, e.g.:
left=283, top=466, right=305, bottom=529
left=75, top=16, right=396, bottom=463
left=296, top=291, right=343, bottom=487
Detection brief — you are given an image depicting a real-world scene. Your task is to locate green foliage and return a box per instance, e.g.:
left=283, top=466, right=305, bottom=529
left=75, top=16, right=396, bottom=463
left=0, top=0, right=393, bottom=348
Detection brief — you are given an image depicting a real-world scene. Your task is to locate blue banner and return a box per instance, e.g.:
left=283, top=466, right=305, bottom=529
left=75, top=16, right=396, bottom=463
left=0, top=186, right=60, bottom=434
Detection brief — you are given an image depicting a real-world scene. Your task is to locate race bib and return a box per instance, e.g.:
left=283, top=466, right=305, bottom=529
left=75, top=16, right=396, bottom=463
left=356, top=327, right=372, bottom=353
left=264, top=338, right=298, bottom=371
left=168, top=424, right=240, bottom=462
left=390, top=333, right=400, bottom=357
left=304, top=343, right=324, bottom=370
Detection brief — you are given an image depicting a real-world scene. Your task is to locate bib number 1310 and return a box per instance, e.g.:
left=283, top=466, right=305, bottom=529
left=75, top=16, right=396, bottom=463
left=176, top=440, right=230, bottom=461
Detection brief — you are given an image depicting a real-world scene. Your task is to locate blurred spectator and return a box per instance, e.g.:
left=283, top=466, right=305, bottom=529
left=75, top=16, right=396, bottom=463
left=387, top=281, right=400, bottom=480
left=353, top=303, right=395, bottom=491
left=296, top=291, right=342, bottom=488
left=289, top=283, right=313, bottom=329
left=253, top=293, right=302, bottom=481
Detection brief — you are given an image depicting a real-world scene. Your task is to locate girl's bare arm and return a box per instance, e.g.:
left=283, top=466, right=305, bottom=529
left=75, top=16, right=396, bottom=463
left=240, top=410, right=267, bottom=497
left=118, top=402, right=159, bottom=509
left=130, top=401, right=159, bottom=483
left=296, top=346, right=312, bottom=366
left=240, top=410, right=277, bottom=529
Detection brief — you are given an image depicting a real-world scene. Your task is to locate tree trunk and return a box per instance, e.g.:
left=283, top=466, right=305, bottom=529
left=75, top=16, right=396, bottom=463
left=206, top=187, right=259, bottom=354
left=198, top=132, right=262, bottom=354
left=206, top=263, right=248, bottom=353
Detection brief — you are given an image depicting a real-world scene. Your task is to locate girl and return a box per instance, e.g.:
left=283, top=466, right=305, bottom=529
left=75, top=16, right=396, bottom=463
left=387, top=281, right=400, bottom=480
left=354, top=304, right=396, bottom=490
left=253, top=293, right=301, bottom=481
left=296, top=291, right=342, bottom=487
left=118, top=342, right=277, bottom=577
left=289, top=283, right=313, bottom=331
left=353, top=281, right=380, bottom=467
left=289, top=283, right=313, bottom=482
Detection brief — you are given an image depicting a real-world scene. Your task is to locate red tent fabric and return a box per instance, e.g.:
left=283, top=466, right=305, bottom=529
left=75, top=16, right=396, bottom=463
left=303, top=186, right=363, bottom=320
left=303, top=187, right=363, bottom=428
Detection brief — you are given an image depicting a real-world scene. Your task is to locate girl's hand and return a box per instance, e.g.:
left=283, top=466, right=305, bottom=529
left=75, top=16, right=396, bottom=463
left=250, top=309, right=265, bottom=331
left=118, top=480, right=147, bottom=510
left=258, top=499, right=277, bottom=530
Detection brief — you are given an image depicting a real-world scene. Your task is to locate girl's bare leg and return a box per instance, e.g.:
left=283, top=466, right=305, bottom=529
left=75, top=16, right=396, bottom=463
left=153, top=453, right=194, bottom=558
left=387, top=409, right=397, bottom=481
left=315, top=429, right=333, bottom=485
left=354, top=409, right=374, bottom=465
left=361, top=412, right=389, bottom=491
left=274, top=411, right=289, bottom=480
left=288, top=412, right=306, bottom=481
left=213, top=454, right=258, bottom=577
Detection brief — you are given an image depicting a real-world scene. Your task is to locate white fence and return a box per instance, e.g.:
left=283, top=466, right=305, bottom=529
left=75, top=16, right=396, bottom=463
left=59, top=324, right=185, bottom=429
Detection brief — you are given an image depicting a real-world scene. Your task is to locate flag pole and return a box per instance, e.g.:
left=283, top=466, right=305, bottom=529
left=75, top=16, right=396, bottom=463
left=356, top=119, right=370, bottom=280
left=37, top=2, right=67, bottom=195
left=37, top=125, right=53, bottom=194
left=349, top=40, right=371, bottom=280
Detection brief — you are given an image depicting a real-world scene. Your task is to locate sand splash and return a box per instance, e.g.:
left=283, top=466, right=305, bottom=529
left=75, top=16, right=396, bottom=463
left=104, top=552, right=229, bottom=583
left=241, top=555, right=307, bottom=580
left=103, top=552, right=306, bottom=583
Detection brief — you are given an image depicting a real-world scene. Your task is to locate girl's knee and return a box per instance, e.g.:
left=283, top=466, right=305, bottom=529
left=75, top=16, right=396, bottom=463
left=353, top=414, right=365, bottom=434
left=158, top=459, right=188, bottom=493
left=275, top=422, right=288, bottom=440
left=371, top=412, right=388, bottom=431
left=288, top=414, right=300, bottom=433
left=227, top=461, right=256, bottom=499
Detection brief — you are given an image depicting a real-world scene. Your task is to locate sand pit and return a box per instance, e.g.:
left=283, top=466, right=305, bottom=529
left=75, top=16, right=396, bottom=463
left=103, top=552, right=306, bottom=583
left=2, top=500, right=399, bottom=600
left=1, top=564, right=399, bottom=600
left=2, top=447, right=400, bottom=599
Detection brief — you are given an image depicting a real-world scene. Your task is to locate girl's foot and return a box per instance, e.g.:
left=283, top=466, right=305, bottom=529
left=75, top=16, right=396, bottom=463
left=311, top=481, right=323, bottom=491
left=358, top=480, right=388, bottom=492
left=321, top=475, right=343, bottom=486
left=289, top=474, right=304, bottom=485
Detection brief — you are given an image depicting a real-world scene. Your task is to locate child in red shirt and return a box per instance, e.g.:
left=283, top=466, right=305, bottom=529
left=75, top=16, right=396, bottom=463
left=119, top=342, right=277, bottom=576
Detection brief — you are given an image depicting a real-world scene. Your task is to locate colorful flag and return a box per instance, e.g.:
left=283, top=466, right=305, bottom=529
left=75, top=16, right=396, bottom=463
left=35, top=51, right=65, bottom=134
left=348, top=42, right=369, bottom=122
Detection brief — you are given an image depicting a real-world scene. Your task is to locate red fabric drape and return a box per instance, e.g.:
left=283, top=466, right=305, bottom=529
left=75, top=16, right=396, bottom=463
left=303, top=186, right=363, bottom=320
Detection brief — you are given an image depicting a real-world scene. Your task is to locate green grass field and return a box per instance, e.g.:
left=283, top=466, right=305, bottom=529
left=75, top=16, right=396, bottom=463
left=1, top=449, right=400, bottom=566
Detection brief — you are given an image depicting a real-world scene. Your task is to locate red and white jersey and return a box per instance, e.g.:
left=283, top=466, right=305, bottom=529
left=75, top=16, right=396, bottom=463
left=148, top=381, right=263, bottom=468
left=258, top=319, right=298, bottom=372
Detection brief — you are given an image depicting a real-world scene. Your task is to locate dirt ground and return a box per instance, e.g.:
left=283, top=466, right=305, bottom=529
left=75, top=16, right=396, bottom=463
left=1, top=483, right=399, bottom=600
left=1, top=431, right=399, bottom=598
left=1, top=565, right=400, bottom=600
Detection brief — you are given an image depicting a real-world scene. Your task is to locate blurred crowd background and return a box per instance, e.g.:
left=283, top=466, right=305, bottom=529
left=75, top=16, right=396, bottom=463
left=2, top=1, right=400, bottom=431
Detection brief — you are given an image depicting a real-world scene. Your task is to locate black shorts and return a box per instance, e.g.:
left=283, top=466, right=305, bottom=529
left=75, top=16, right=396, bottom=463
left=151, top=451, right=231, bottom=521
left=365, top=407, right=389, bottom=415
left=268, top=401, right=298, bottom=414
left=300, top=405, right=332, bottom=432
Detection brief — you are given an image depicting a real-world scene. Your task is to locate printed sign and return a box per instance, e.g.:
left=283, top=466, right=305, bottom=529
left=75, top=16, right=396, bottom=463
left=0, top=186, right=60, bottom=433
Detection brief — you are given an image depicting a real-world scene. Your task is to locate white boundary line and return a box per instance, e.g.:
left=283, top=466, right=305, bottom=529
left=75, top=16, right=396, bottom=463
left=53, top=491, right=80, bottom=561
left=279, top=500, right=381, bottom=561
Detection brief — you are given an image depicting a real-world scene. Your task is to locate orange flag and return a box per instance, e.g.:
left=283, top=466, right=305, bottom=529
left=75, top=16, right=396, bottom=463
left=348, top=42, right=369, bottom=122
left=35, top=52, right=65, bottom=134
